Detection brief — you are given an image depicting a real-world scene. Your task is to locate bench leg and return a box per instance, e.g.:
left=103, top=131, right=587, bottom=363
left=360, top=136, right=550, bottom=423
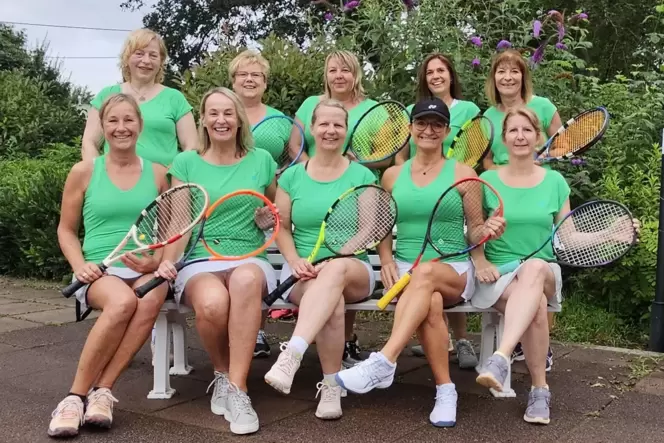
left=489, top=313, right=516, bottom=398
left=170, top=312, right=193, bottom=375
left=148, top=311, right=176, bottom=399
left=477, top=312, right=498, bottom=373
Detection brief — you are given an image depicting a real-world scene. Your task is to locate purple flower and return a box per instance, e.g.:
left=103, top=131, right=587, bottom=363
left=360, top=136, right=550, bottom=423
left=557, top=23, right=566, bottom=41
left=575, top=12, right=589, bottom=20
left=343, top=0, right=360, bottom=11
left=496, top=40, right=512, bottom=50
left=530, top=44, right=546, bottom=65
left=533, top=20, right=542, bottom=38
left=402, top=0, right=415, bottom=10
left=324, top=12, right=334, bottom=21
left=470, top=36, right=483, bottom=47
left=571, top=158, right=586, bottom=166
left=555, top=42, right=567, bottom=50
left=548, top=10, right=563, bottom=22
left=471, top=57, right=481, bottom=68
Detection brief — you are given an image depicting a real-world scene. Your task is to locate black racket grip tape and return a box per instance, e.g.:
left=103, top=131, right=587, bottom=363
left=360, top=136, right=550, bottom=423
left=134, top=261, right=186, bottom=298
left=263, top=274, right=298, bottom=306
left=61, top=264, right=108, bottom=298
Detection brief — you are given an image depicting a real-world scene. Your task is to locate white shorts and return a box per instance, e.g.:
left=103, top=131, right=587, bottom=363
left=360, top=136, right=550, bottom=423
left=73, top=267, right=142, bottom=312
left=173, top=257, right=277, bottom=309
left=394, top=259, right=475, bottom=302
left=278, top=258, right=376, bottom=303
left=470, top=261, right=563, bottom=309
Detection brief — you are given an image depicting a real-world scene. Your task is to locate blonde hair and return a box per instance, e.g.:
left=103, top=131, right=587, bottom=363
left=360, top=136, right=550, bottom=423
left=197, top=87, right=253, bottom=156
left=228, top=49, right=270, bottom=83
left=485, top=49, right=533, bottom=106
left=311, top=98, right=349, bottom=127
left=120, top=29, right=168, bottom=84
left=502, top=106, right=544, bottom=145
left=323, top=50, right=366, bottom=101
left=99, top=93, right=144, bottom=130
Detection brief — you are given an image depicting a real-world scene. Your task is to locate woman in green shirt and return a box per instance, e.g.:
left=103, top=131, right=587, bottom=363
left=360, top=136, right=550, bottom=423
left=481, top=49, right=562, bottom=170
left=474, top=107, right=570, bottom=425
left=264, top=99, right=378, bottom=420
left=153, top=87, right=277, bottom=435
left=335, top=97, right=504, bottom=428
left=81, top=29, right=198, bottom=166
left=49, top=94, right=170, bottom=438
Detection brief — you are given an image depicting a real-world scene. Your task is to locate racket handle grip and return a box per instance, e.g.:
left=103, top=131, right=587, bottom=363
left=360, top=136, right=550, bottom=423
left=134, top=262, right=186, bottom=298
left=61, top=264, right=108, bottom=298
left=263, top=275, right=297, bottom=307
left=496, top=261, right=519, bottom=276
left=376, top=274, right=411, bottom=310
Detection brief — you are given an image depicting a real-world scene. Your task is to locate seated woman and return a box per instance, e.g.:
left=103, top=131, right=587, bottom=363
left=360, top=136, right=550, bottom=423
left=473, top=107, right=639, bottom=424
left=154, top=87, right=277, bottom=435
left=264, top=99, right=378, bottom=420
left=335, top=97, right=504, bottom=427
left=50, top=93, right=170, bottom=438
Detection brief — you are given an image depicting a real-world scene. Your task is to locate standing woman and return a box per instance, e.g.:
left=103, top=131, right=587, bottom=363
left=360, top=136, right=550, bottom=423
left=81, top=29, right=198, bottom=166
left=229, top=48, right=288, bottom=359
left=288, top=50, right=385, bottom=367
left=336, top=97, right=503, bottom=428
left=153, top=87, right=278, bottom=435
left=396, top=53, right=482, bottom=366
left=49, top=94, right=170, bottom=438
left=264, top=99, right=378, bottom=420
left=474, top=107, right=571, bottom=424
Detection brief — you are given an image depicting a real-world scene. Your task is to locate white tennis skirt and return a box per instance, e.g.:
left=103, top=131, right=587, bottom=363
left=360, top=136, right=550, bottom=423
left=278, top=258, right=376, bottom=302
left=73, top=267, right=142, bottom=312
left=172, top=257, right=277, bottom=309
left=393, top=259, right=475, bottom=303
left=470, top=261, right=563, bottom=309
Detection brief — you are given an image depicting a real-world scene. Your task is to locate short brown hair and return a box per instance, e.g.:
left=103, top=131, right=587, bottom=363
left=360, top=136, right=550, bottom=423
left=485, top=49, right=533, bottom=106
left=99, top=93, right=143, bottom=129
left=311, top=98, right=349, bottom=127
left=416, top=53, right=463, bottom=101
left=119, top=29, right=168, bottom=84
left=197, top=87, right=254, bottom=157
left=502, top=106, right=544, bottom=145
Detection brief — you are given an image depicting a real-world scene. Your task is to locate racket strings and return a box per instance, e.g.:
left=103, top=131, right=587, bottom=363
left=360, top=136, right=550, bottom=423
left=548, top=110, right=606, bottom=157
left=324, top=187, right=397, bottom=255
left=554, top=202, right=634, bottom=266
left=351, top=103, right=410, bottom=161
left=203, top=194, right=276, bottom=257
left=449, top=118, right=491, bottom=165
left=137, top=187, right=207, bottom=244
left=254, top=117, right=294, bottom=169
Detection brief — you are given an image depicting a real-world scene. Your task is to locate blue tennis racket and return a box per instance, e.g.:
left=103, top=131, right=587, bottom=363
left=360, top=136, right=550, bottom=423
left=252, top=115, right=305, bottom=175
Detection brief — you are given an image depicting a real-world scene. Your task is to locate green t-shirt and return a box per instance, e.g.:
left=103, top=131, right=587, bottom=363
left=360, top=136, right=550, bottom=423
left=251, top=106, right=289, bottom=161
left=294, top=95, right=378, bottom=158
left=392, top=159, right=468, bottom=263
left=82, top=156, right=159, bottom=266
left=91, top=85, right=193, bottom=166
left=168, top=149, right=277, bottom=260
left=406, top=99, right=481, bottom=158
left=479, top=168, right=570, bottom=265
left=278, top=161, right=377, bottom=262
left=483, top=95, right=557, bottom=166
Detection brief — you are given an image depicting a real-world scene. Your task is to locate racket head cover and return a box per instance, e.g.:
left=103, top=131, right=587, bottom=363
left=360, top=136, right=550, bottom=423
left=322, top=184, right=398, bottom=255
left=346, top=101, right=410, bottom=162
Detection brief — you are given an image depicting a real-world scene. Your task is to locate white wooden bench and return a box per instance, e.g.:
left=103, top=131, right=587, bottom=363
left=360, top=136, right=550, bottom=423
left=149, top=247, right=561, bottom=401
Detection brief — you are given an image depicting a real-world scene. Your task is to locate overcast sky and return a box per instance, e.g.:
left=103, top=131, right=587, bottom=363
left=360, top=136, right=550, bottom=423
left=1, top=0, right=152, bottom=94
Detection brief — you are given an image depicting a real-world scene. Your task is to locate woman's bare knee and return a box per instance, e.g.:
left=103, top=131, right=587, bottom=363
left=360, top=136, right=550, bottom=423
left=317, top=259, right=349, bottom=281
left=229, top=265, right=265, bottom=301
left=102, top=290, right=137, bottom=322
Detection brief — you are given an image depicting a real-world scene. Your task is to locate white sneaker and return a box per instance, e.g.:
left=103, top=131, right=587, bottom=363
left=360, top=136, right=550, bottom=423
left=429, top=384, right=457, bottom=427
left=206, top=371, right=229, bottom=415
left=315, top=381, right=343, bottom=420
left=47, top=395, right=84, bottom=437
left=264, top=343, right=302, bottom=394
left=335, top=352, right=396, bottom=394
left=84, top=388, right=118, bottom=428
left=225, top=382, right=259, bottom=435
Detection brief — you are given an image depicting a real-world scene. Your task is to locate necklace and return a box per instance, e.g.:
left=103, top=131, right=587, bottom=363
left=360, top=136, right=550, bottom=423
left=414, top=161, right=439, bottom=175
left=128, top=83, right=152, bottom=102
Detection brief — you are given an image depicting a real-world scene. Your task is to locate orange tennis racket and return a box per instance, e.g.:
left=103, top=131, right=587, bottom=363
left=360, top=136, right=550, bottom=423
left=134, top=189, right=279, bottom=297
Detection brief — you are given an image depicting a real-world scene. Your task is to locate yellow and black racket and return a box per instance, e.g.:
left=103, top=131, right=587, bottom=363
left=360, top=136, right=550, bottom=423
left=446, top=115, right=494, bottom=169
left=344, top=100, right=411, bottom=163
left=263, top=184, right=397, bottom=306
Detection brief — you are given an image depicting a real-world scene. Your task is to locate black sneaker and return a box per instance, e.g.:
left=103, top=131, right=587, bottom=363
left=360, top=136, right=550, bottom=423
left=253, top=330, right=270, bottom=358
left=511, top=342, right=525, bottom=362
left=546, top=346, right=553, bottom=372
left=342, top=334, right=369, bottom=368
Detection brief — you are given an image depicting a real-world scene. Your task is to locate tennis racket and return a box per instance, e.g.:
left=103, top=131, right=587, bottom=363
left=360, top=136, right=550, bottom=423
left=61, top=183, right=209, bottom=298
left=536, top=106, right=610, bottom=163
left=134, top=189, right=280, bottom=297
left=345, top=100, right=411, bottom=163
left=446, top=115, right=494, bottom=169
left=496, top=199, right=637, bottom=276
left=262, top=184, right=398, bottom=306
left=252, top=115, right=305, bottom=175
left=377, top=177, right=504, bottom=310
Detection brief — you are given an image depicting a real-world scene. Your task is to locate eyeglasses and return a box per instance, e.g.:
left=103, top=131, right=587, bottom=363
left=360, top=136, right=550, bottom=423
left=413, top=120, right=448, bottom=133
left=235, top=72, right=264, bottom=80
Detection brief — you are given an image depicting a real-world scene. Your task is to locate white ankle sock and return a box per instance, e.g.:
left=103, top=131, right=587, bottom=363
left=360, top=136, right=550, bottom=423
left=323, top=373, right=338, bottom=387
left=288, top=336, right=308, bottom=355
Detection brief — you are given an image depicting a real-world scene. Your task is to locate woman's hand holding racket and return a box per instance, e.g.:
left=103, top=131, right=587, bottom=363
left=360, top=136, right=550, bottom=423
left=379, top=260, right=399, bottom=290
left=73, top=262, right=104, bottom=285
left=288, top=257, right=318, bottom=281
left=120, top=251, right=160, bottom=274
